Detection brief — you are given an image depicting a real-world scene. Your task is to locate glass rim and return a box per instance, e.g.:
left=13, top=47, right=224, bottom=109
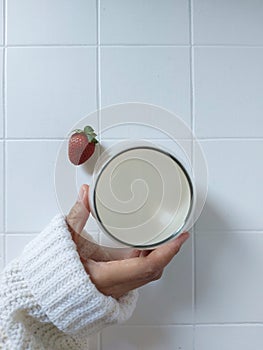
left=92, top=144, right=194, bottom=249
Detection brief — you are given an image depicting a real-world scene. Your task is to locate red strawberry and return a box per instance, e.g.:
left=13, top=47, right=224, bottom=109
left=68, top=125, right=98, bottom=165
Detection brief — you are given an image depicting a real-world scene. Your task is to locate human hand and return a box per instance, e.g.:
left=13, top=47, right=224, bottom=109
left=66, top=184, right=130, bottom=261
left=66, top=184, right=189, bottom=299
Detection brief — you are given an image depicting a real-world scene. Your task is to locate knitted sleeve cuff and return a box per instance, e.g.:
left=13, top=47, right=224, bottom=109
left=19, top=214, right=138, bottom=336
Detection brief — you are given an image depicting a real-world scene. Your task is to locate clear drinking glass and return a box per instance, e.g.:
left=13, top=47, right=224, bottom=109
left=88, top=139, right=195, bottom=250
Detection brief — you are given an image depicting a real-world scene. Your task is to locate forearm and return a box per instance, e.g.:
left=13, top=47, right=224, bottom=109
left=0, top=214, right=138, bottom=349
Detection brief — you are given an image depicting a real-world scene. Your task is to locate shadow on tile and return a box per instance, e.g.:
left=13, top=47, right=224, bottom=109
left=195, top=198, right=230, bottom=308
left=127, top=234, right=193, bottom=324
left=81, top=143, right=103, bottom=177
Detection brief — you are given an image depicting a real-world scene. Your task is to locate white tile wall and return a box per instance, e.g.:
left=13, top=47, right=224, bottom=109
left=0, top=0, right=3, bottom=46
left=1, top=1, right=263, bottom=349
left=101, top=47, right=191, bottom=125
left=195, top=325, right=263, bottom=350
left=101, top=326, right=193, bottom=350
left=194, top=0, right=263, bottom=45
left=196, top=231, right=263, bottom=323
left=0, top=141, right=3, bottom=231
left=195, top=48, right=263, bottom=138
left=6, top=48, right=97, bottom=138
left=100, top=0, right=189, bottom=45
left=0, top=234, right=4, bottom=270
left=7, top=0, right=97, bottom=45
left=196, top=140, right=263, bottom=231
left=127, top=234, right=192, bottom=324
left=5, top=234, right=37, bottom=264
left=0, top=49, right=3, bottom=138
left=6, top=141, right=60, bottom=232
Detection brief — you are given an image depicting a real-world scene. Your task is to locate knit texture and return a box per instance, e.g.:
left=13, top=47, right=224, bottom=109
left=0, top=214, right=138, bottom=349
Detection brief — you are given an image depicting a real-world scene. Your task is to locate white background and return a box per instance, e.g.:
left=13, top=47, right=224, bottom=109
left=1, top=0, right=263, bottom=349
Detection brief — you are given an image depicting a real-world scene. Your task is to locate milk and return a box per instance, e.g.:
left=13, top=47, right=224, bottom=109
left=93, top=147, right=192, bottom=247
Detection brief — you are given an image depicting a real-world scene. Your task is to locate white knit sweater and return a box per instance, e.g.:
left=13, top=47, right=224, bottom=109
left=0, top=214, right=138, bottom=349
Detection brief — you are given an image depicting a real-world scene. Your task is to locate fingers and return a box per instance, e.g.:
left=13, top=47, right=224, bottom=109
left=86, top=256, right=150, bottom=284
left=139, top=249, right=152, bottom=257
left=86, top=232, right=189, bottom=283
left=66, top=184, right=90, bottom=234
left=78, top=184, right=90, bottom=213
left=146, top=232, right=190, bottom=270
left=83, top=257, right=149, bottom=298
left=82, top=233, right=189, bottom=299
left=94, top=247, right=141, bottom=261
left=74, top=234, right=106, bottom=261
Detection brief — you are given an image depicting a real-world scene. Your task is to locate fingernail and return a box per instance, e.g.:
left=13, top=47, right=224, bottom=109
left=182, top=232, right=190, bottom=241
left=178, top=232, right=190, bottom=244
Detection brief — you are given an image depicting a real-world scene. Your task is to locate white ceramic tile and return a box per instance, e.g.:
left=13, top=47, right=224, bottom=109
left=0, top=0, right=3, bottom=45
left=0, top=235, right=4, bottom=271
left=101, top=48, right=191, bottom=133
left=99, top=102, right=193, bottom=140
left=194, top=0, right=263, bottom=45
left=7, top=0, right=96, bottom=45
left=6, top=141, right=61, bottom=232
left=196, top=140, right=263, bottom=231
left=196, top=325, right=263, bottom=350
left=100, top=123, right=133, bottom=140
left=153, top=139, right=192, bottom=172
left=0, top=49, right=3, bottom=138
left=0, top=141, right=3, bottom=231
left=100, top=0, right=189, bottom=44
left=196, top=231, right=263, bottom=323
left=100, top=103, right=193, bottom=140
left=5, top=234, right=37, bottom=264
left=6, top=48, right=97, bottom=138
left=195, top=48, right=263, bottom=138
left=127, top=234, right=192, bottom=324
left=101, top=326, right=193, bottom=350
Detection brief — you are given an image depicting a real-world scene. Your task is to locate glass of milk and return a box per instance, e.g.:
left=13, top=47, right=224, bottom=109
left=88, top=140, right=194, bottom=249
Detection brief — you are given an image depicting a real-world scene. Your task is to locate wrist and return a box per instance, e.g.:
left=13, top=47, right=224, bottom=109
left=66, top=217, right=78, bottom=243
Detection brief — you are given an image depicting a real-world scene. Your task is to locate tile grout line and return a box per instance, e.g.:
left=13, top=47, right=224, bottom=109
left=3, top=0, right=6, bottom=45
left=4, top=137, right=67, bottom=141
left=89, top=44, right=190, bottom=48
left=96, top=0, right=103, bottom=253
left=2, top=136, right=263, bottom=141
left=97, top=0, right=101, bottom=142
left=198, top=137, right=263, bottom=140
left=189, top=0, right=196, bottom=348
left=4, top=229, right=263, bottom=234
left=189, top=44, right=263, bottom=48
left=5, top=230, right=99, bottom=235
left=117, top=324, right=195, bottom=328
left=2, top=52, right=5, bottom=267
left=97, top=6, right=107, bottom=349
left=2, top=0, right=6, bottom=267
left=4, top=232, right=47, bottom=235
left=3, top=44, right=98, bottom=48
left=195, top=229, right=263, bottom=233
left=1, top=44, right=263, bottom=48
left=115, top=322, right=263, bottom=327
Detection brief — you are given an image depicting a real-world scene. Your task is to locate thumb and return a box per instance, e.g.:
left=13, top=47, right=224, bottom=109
left=147, top=232, right=190, bottom=270
left=66, top=184, right=90, bottom=234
